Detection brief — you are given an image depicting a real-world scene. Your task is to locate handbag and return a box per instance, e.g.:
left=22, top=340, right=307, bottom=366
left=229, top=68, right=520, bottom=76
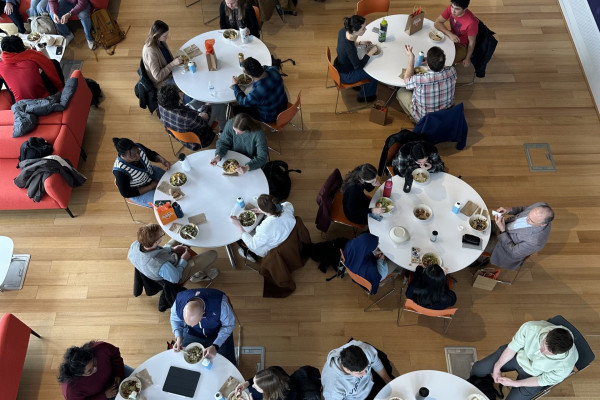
left=29, top=13, right=57, bottom=35
left=153, top=202, right=178, bottom=224
left=405, top=6, right=424, bottom=36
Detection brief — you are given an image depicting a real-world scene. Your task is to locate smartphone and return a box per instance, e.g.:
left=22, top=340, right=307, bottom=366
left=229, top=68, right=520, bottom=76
left=56, top=46, right=63, bottom=55
left=492, top=210, right=502, bottom=217
left=371, top=27, right=380, bottom=33
left=368, top=213, right=383, bottom=222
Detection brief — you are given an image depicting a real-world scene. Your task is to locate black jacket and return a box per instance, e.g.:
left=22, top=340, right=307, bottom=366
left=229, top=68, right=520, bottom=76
left=134, top=58, right=158, bottom=114
left=377, top=130, right=427, bottom=177
left=133, top=268, right=186, bottom=312
left=471, top=20, right=498, bottom=78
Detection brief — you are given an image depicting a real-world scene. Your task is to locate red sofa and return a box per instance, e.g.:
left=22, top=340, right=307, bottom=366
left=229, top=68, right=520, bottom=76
left=0, top=70, right=91, bottom=217
left=0, top=313, right=41, bottom=400
left=0, top=0, right=109, bottom=24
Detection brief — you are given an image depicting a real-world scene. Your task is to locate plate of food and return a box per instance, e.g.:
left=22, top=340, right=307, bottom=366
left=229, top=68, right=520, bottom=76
left=119, top=376, right=142, bottom=400
left=428, top=30, right=445, bottom=42
left=27, top=32, right=41, bottom=42
left=469, top=214, right=489, bottom=231
left=421, top=252, right=442, bottom=267
left=239, top=210, right=256, bottom=227
left=170, top=172, right=187, bottom=186
left=183, top=342, right=205, bottom=364
left=223, top=29, right=238, bottom=40
left=367, top=44, right=382, bottom=56
left=228, top=390, right=250, bottom=400
left=412, top=168, right=430, bottom=184
left=413, top=204, right=433, bottom=221
left=414, top=66, right=428, bottom=74
left=180, top=224, right=198, bottom=240
left=375, top=197, right=394, bottom=215
left=237, top=73, right=252, bottom=85
left=222, top=159, right=240, bottom=174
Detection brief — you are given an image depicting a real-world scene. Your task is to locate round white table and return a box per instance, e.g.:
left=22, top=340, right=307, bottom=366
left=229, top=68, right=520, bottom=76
left=374, top=370, right=487, bottom=400
left=173, top=30, right=271, bottom=103
left=362, top=15, right=456, bottom=87
left=368, top=173, right=490, bottom=273
left=116, top=351, right=244, bottom=400
left=0, top=236, right=14, bottom=290
left=153, top=150, right=268, bottom=267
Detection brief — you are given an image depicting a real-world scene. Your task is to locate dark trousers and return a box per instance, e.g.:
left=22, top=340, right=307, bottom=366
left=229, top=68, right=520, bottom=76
left=471, top=344, right=547, bottom=400
left=1, top=1, right=26, bottom=33
left=182, top=327, right=237, bottom=366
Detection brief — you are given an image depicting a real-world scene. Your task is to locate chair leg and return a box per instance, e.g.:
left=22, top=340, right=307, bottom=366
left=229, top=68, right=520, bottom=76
left=364, top=287, right=396, bottom=311
left=30, top=329, right=42, bottom=338
left=124, top=199, right=145, bottom=224
left=80, top=146, right=87, bottom=161
left=442, top=316, right=453, bottom=334
left=65, top=207, right=75, bottom=218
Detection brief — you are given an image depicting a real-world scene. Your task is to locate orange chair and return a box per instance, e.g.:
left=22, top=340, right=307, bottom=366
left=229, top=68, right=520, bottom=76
left=261, top=91, right=303, bottom=154
left=331, top=190, right=367, bottom=235
left=340, top=250, right=398, bottom=311
left=165, top=128, right=202, bottom=157
left=325, top=46, right=371, bottom=114
left=114, top=179, right=147, bottom=224
left=356, top=0, right=390, bottom=17
left=397, top=297, right=458, bottom=333
left=253, top=6, right=262, bottom=38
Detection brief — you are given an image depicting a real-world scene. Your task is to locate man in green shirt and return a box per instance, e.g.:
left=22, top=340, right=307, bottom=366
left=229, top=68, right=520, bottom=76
left=471, top=320, right=578, bottom=399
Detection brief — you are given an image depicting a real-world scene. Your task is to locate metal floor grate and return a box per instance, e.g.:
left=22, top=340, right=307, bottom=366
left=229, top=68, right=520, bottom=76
left=524, top=143, right=556, bottom=172
left=445, top=346, right=478, bottom=379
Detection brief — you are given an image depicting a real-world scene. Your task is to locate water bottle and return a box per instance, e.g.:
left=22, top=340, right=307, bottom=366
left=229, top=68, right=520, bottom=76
left=179, top=153, right=192, bottom=172
left=172, top=202, right=184, bottom=218
left=430, top=231, right=438, bottom=242
left=239, top=20, right=249, bottom=43
left=415, top=387, right=429, bottom=400
left=188, top=61, right=196, bottom=73
left=415, top=51, right=424, bottom=67
left=237, top=197, right=246, bottom=209
left=208, top=81, right=216, bottom=97
left=452, top=202, right=461, bottom=214
left=383, top=179, right=393, bottom=197
left=378, top=18, right=388, bottom=42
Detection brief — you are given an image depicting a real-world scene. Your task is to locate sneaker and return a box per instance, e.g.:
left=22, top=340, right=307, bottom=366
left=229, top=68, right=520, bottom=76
left=64, top=32, right=74, bottom=47
left=190, top=268, right=220, bottom=283
left=237, top=247, right=256, bottom=263
left=87, top=39, right=97, bottom=50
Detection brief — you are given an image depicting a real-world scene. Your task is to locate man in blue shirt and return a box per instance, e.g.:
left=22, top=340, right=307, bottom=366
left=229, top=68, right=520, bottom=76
left=231, top=57, right=288, bottom=123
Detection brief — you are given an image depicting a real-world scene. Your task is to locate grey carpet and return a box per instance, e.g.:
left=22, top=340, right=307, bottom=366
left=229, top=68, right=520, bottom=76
left=61, top=60, right=83, bottom=80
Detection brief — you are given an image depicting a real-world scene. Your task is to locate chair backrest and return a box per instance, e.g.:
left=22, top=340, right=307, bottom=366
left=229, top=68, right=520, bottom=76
left=413, top=103, right=468, bottom=150
left=356, top=0, right=390, bottom=17
left=331, top=190, right=365, bottom=229
left=340, top=250, right=373, bottom=293
left=403, top=298, right=458, bottom=317
left=166, top=127, right=201, bottom=145
left=253, top=6, right=262, bottom=30
left=326, top=46, right=342, bottom=88
left=274, top=91, right=301, bottom=130
left=547, top=315, right=595, bottom=372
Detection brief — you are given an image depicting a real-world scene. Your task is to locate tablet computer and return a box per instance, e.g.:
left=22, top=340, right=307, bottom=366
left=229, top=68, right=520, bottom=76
left=162, top=366, right=201, bottom=398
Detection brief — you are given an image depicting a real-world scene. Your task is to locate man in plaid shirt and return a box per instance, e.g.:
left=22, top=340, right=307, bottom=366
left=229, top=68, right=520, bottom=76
left=231, top=57, right=288, bottom=123
left=158, top=84, right=215, bottom=149
left=396, top=46, right=457, bottom=122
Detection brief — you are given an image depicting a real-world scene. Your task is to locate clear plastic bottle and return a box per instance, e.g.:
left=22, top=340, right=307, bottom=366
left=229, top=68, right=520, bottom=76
left=208, top=81, right=216, bottom=97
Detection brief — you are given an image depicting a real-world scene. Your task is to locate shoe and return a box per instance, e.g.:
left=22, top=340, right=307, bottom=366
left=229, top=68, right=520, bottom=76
left=237, top=247, right=256, bottom=263
left=190, top=268, right=219, bottom=282
left=352, top=86, right=361, bottom=92
left=357, top=95, right=377, bottom=103
left=64, top=32, right=74, bottom=47
left=87, top=40, right=97, bottom=50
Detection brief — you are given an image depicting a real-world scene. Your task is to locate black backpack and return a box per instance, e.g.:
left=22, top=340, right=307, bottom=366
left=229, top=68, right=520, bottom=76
left=85, top=78, right=103, bottom=107
left=262, top=160, right=301, bottom=201
left=271, top=55, right=295, bottom=77
left=17, top=137, right=53, bottom=167
left=467, top=375, right=504, bottom=399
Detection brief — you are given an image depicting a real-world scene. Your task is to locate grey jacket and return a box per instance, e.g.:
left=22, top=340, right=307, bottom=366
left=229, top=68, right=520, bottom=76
left=14, top=156, right=86, bottom=202
left=491, top=202, right=552, bottom=270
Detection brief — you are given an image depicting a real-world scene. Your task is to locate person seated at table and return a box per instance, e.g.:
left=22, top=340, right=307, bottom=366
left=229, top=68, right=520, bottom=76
left=231, top=194, right=296, bottom=263
left=142, top=20, right=184, bottom=89
left=1, top=0, right=26, bottom=33
left=341, top=163, right=383, bottom=225
left=470, top=320, right=578, bottom=400
left=220, top=0, right=260, bottom=38
left=47, top=0, right=95, bottom=49
left=396, top=45, right=457, bottom=123
left=322, top=340, right=392, bottom=400
left=128, top=223, right=219, bottom=285
left=391, top=140, right=445, bottom=178
left=434, top=0, right=478, bottom=66
left=58, top=340, right=135, bottom=400
left=343, top=233, right=400, bottom=294
left=235, top=366, right=302, bottom=400
left=405, top=264, right=456, bottom=310
left=210, top=113, right=269, bottom=173
left=335, top=15, right=379, bottom=103
left=0, top=35, right=64, bottom=103
left=170, top=288, right=237, bottom=365
left=231, top=57, right=288, bottom=124
left=157, top=83, right=215, bottom=149
left=112, top=137, right=172, bottom=208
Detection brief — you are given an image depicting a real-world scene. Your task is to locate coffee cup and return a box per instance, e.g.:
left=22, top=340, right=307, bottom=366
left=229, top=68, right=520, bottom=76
left=44, top=36, right=56, bottom=46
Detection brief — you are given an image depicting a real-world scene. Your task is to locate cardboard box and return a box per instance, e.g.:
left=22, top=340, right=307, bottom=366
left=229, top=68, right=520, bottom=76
left=405, top=10, right=424, bottom=36
left=473, top=268, right=500, bottom=291
left=206, top=53, right=217, bottom=71
left=369, top=101, right=388, bottom=125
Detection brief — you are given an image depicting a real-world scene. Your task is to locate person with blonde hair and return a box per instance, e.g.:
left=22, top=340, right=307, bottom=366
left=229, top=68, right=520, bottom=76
left=128, top=223, right=219, bottom=284
left=142, top=20, right=184, bottom=89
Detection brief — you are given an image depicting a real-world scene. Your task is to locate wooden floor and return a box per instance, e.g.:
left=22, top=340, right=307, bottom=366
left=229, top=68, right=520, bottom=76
left=2, top=0, right=599, bottom=398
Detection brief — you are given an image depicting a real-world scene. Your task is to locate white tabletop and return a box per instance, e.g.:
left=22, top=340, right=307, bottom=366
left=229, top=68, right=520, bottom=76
left=0, top=236, right=14, bottom=285
left=17, top=33, right=66, bottom=62
left=154, top=150, right=269, bottom=248
left=173, top=30, right=271, bottom=103
left=368, top=173, right=490, bottom=273
left=374, top=370, right=487, bottom=400
left=116, top=351, right=245, bottom=400
left=361, top=15, right=456, bottom=87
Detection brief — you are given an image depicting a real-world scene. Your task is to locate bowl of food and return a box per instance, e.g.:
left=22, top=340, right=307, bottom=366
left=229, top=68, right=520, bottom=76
left=388, top=397, right=405, bottom=400
left=183, top=342, right=205, bottom=364
left=222, top=159, right=240, bottom=174
left=413, top=204, right=433, bottom=221
left=237, top=73, right=253, bottom=85
left=239, top=210, right=256, bottom=227
left=223, top=29, right=238, bottom=40
left=367, top=44, right=382, bottom=56
left=375, top=197, right=394, bottom=215
left=180, top=224, right=198, bottom=240
left=412, top=168, right=430, bottom=184
left=428, top=30, right=444, bottom=42
left=414, top=66, right=428, bottom=74
left=170, top=172, right=187, bottom=186
left=389, top=226, right=410, bottom=244
left=228, top=391, right=250, bottom=400
left=469, top=214, right=489, bottom=231
left=421, top=252, right=442, bottom=267
left=27, top=32, right=41, bottom=42
left=119, top=376, right=142, bottom=399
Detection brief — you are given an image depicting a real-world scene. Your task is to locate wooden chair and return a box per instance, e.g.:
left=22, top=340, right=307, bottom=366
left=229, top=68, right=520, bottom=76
left=165, top=127, right=202, bottom=157
left=397, top=298, right=458, bottom=334
left=325, top=46, right=370, bottom=114
left=261, top=91, right=303, bottom=154
left=356, top=0, right=389, bottom=17
left=340, top=250, right=398, bottom=311
left=331, top=190, right=367, bottom=235
left=114, top=179, right=147, bottom=224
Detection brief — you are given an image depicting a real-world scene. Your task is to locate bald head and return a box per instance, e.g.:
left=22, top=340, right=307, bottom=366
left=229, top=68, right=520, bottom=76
left=183, top=299, right=205, bottom=327
left=528, top=205, right=554, bottom=226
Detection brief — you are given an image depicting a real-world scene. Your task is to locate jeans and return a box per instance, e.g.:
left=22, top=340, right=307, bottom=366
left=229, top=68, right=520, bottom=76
left=127, top=166, right=166, bottom=208
left=182, top=328, right=237, bottom=366
left=47, top=0, right=93, bottom=41
left=339, top=68, right=378, bottom=98
left=28, top=0, right=48, bottom=16
left=1, top=1, right=26, bottom=33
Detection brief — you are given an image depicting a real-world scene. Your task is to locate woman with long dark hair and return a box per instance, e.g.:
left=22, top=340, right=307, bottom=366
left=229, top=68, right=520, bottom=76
left=392, top=140, right=446, bottom=178
left=334, top=15, right=379, bottom=103
left=405, top=264, right=456, bottom=310
left=219, top=0, right=260, bottom=38
left=235, top=366, right=298, bottom=400
left=341, top=163, right=383, bottom=225
left=142, top=20, right=184, bottom=88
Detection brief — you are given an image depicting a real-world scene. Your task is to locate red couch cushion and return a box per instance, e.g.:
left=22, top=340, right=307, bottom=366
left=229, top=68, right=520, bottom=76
left=0, top=90, right=13, bottom=111
left=0, top=313, right=33, bottom=400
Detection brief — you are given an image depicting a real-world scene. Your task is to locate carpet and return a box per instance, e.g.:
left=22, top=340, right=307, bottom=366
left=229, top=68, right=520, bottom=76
left=61, top=60, right=83, bottom=79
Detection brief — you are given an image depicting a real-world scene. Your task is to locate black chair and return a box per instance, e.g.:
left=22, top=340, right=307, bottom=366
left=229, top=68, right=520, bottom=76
left=531, top=315, right=595, bottom=399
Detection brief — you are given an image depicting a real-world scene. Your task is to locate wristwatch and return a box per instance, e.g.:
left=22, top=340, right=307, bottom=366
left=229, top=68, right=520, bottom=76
left=213, top=344, right=220, bottom=351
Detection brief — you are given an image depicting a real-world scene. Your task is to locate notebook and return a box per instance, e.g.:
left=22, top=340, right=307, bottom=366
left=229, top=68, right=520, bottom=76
left=162, top=366, right=201, bottom=398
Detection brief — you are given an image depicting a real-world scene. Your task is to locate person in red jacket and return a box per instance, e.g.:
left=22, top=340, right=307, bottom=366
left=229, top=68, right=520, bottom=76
left=0, top=35, right=64, bottom=103
left=58, top=341, right=135, bottom=400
